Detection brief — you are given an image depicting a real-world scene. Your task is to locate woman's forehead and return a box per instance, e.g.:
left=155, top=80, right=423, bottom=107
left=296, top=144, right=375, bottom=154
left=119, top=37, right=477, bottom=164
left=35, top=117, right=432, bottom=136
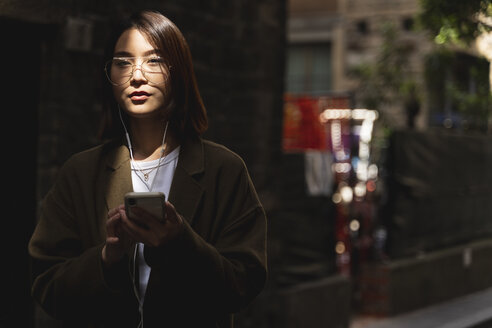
left=114, top=28, right=157, bottom=56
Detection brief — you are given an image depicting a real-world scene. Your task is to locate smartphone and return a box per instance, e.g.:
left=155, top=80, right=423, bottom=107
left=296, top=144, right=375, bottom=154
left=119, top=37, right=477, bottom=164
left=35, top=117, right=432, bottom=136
left=124, top=192, right=166, bottom=223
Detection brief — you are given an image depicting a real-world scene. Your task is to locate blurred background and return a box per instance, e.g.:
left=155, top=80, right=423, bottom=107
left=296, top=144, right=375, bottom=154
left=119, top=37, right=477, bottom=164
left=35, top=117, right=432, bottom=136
left=2, top=0, right=492, bottom=327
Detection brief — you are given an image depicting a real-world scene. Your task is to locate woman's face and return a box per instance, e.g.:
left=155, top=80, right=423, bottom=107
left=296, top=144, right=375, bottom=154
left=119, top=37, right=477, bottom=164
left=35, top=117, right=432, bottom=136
left=112, top=28, right=171, bottom=120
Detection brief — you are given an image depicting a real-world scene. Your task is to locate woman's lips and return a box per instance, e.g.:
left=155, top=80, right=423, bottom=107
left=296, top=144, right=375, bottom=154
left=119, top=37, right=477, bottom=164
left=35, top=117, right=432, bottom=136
left=129, top=91, right=150, bottom=101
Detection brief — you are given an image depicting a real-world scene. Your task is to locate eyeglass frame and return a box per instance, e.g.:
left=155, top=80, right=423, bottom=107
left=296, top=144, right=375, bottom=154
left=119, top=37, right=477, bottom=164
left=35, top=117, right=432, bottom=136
left=104, top=55, right=171, bottom=86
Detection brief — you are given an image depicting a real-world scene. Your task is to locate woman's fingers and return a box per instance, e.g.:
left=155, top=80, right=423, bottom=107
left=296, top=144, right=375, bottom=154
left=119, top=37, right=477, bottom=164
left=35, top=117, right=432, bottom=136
left=107, top=204, right=124, bottom=218
left=120, top=207, right=150, bottom=241
left=165, top=201, right=183, bottom=225
left=106, top=236, right=120, bottom=244
left=106, top=213, right=121, bottom=237
left=118, top=201, right=183, bottom=247
left=128, top=206, right=165, bottom=229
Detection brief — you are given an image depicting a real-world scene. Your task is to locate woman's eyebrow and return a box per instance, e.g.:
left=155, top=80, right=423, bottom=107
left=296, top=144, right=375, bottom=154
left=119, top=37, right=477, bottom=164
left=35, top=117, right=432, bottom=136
left=143, top=49, right=161, bottom=56
left=113, top=49, right=160, bottom=57
left=113, top=51, right=132, bottom=57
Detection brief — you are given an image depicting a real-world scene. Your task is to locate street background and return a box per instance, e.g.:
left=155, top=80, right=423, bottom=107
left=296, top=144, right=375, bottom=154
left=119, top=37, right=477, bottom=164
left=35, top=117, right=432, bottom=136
left=1, top=0, right=492, bottom=327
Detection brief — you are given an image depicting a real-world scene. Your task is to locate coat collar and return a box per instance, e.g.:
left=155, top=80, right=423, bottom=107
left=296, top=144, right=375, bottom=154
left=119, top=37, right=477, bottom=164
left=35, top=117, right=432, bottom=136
left=103, top=137, right=205, bottom=225
left=104, top=137, right=205, bottom=173
left=103, top=141, right=132, bottom=213
left=175, top=136, right=205, bottom=176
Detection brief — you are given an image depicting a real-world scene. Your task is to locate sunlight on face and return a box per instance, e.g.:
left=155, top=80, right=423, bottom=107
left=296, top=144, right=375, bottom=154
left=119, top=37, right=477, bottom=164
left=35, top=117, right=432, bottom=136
left=112, top=28, right=172, bottom=120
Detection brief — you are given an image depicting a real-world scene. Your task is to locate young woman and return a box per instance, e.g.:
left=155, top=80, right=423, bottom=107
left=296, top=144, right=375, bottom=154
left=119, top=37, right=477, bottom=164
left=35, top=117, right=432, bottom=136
left=29, top=10, right=267, bottom=328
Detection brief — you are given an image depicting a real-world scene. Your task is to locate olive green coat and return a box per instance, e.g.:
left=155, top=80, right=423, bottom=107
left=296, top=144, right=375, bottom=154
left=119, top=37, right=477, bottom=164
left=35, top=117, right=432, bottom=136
left=29, top=137, right=267, bottom=328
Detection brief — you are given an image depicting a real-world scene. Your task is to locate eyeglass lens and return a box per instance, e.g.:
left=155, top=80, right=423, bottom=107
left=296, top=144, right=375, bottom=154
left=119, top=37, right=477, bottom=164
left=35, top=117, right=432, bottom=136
left=105, top=57, right=168, bottom=85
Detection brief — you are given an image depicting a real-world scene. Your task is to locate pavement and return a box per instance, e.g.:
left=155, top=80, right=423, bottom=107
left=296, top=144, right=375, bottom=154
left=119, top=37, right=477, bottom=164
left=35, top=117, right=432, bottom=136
left=350, top=286, right=492, bottom=328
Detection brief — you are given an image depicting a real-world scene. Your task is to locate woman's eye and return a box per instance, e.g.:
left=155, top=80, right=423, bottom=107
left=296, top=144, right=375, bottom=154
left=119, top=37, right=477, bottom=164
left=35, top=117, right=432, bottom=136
left=115, top=60, right=132, bottom=67
left=147, top=58, right=164, bottom=65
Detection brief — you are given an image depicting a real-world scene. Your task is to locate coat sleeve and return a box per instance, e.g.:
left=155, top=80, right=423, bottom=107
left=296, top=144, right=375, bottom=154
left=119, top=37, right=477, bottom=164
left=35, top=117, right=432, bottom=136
left=143, top=151, right=267, bottom=314
left=28, top=157, right=135, bottom=323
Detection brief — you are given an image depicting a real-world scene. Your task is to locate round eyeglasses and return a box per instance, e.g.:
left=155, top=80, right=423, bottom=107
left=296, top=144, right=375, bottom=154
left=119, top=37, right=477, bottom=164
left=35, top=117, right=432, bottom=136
left=104, top=56, right=170, bottom=86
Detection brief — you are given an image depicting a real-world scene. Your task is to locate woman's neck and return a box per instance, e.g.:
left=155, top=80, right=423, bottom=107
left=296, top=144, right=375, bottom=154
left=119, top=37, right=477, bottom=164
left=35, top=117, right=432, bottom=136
left=129, top=118, right=175, bottom=161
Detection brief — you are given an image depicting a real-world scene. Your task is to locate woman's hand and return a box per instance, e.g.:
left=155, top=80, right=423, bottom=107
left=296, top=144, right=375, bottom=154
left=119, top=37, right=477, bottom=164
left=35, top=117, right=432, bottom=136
left=102, top=205, right=134, bottom=267
left=120, top=201, right=184, bottom=248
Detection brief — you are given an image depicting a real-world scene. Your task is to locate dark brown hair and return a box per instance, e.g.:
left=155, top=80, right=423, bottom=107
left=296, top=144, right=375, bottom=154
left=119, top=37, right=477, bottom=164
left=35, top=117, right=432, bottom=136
left=99, top=10, right=208, bottom=141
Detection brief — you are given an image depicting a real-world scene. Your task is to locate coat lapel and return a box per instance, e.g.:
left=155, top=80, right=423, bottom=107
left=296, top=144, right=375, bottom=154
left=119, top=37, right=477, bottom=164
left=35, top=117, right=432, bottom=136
left=93, top=142, right=133, bottom=242
left=100, top=142, right=136, bottom=270
left=168, top=137, right=205, bottom=225
left=104, top=143, right=133, bottom=212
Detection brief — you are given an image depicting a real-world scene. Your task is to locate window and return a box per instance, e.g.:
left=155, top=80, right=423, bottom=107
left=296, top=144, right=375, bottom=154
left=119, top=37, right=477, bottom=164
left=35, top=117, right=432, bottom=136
left=425, top=51, right=491, bottom=131
left=357, top=20, right=369, bottom=35
left=285, top=43, right=332, bottom=95
left=402, top=17, right=414, bottom=31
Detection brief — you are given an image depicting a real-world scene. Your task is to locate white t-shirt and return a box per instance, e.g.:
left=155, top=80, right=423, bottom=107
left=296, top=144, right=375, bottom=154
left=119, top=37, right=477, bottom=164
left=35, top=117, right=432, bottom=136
left=130, top=146, right=180, bottom=303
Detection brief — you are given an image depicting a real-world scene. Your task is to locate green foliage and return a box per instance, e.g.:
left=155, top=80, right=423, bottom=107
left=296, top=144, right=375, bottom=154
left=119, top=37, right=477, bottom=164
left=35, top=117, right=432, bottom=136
left=419, top=0, right=492, bottom=132
left=424, top=49, right=492, bottom=132
left=418, top=0, right=492, bottom=44
left=349, top=23, right=420, bottom=110
left=447, top=72, right=492, bottom=131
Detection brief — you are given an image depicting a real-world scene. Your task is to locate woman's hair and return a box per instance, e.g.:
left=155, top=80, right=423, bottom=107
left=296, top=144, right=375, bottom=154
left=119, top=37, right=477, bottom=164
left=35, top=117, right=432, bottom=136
left=98, top=10, right=208, bottom=141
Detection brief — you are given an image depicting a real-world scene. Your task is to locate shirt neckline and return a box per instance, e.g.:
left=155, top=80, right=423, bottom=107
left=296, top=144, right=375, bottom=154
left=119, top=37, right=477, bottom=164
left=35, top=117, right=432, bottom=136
left=131, top=146, right=180, bottom=169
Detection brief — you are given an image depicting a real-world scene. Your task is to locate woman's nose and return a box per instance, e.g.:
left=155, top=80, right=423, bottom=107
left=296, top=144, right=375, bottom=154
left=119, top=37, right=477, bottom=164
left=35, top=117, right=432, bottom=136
left=131, top=65, right=147, bottom=82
